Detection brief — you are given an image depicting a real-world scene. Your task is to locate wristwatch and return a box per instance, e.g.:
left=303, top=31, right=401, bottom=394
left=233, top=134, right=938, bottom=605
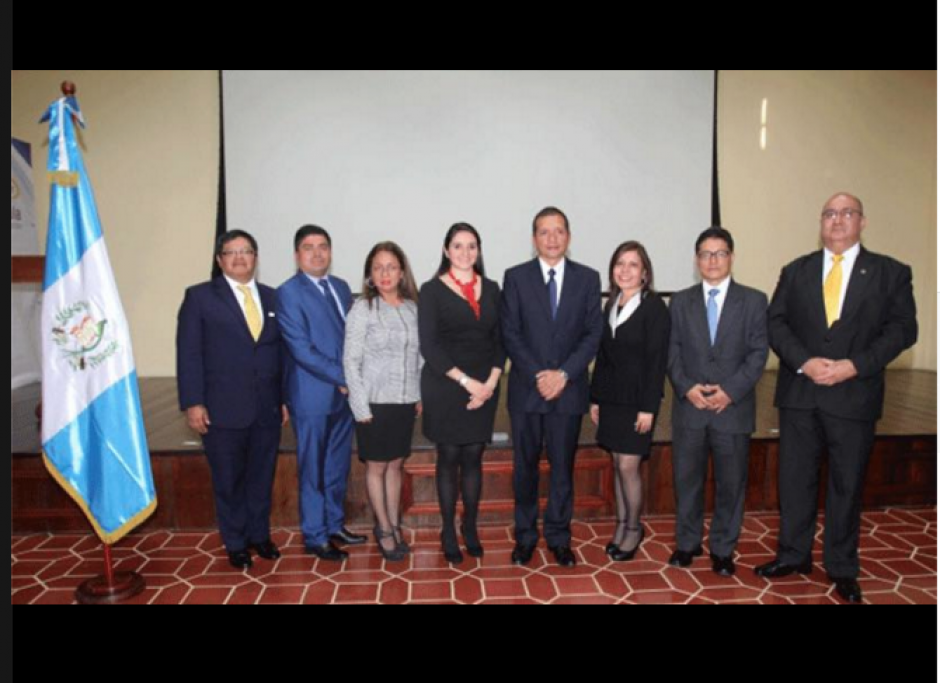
left=458, top=374, right=470, bottom=387
left=559, top=370, right=569, bottom=382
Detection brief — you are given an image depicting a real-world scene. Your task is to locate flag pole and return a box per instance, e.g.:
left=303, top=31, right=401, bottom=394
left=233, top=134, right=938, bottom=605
left=39, top=81, right=152, bottom=604
left=75, top=543, right=146, bottom=605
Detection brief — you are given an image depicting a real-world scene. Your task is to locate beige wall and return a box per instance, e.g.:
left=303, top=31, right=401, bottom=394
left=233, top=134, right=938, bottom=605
left=11, top=70, right=219, bottom=377
left=12, top=70, right=937, bottom=375
left=718, top=70, right=936, bottom=371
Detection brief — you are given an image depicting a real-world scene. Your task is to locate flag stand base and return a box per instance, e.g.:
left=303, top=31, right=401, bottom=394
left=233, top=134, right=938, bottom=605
left=75, top=572, right=146, bottom=605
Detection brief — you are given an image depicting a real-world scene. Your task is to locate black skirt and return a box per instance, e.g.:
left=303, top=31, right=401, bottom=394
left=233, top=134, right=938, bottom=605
left=355, top=404, right=417, bottom=462
left=596, top=403, right=656, bottom=460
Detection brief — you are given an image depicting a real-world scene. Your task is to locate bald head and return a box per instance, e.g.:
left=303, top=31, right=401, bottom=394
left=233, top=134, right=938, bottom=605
left=820, top=192, right=866, bottom=255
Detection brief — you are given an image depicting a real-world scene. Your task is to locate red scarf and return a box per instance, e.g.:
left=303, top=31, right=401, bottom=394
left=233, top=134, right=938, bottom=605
left=449, top=270, right=481, bottom=320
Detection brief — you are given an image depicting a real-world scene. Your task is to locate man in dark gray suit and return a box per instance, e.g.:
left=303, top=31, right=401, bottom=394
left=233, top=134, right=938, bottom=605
left=667, top=227, right=769, bottom=576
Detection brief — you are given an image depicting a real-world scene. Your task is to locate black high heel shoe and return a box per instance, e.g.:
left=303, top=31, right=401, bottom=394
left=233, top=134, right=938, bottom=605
left=374, top=527, right=407, bottom=562
left=441, top=530, right=464, bottom=565
left=605, top=521, right=627, bottom=557
left=461, top=523, right=484, bottom=559
left=392, top=524, right=411, bottom=554
left=610, top=525, right=645, bottom=562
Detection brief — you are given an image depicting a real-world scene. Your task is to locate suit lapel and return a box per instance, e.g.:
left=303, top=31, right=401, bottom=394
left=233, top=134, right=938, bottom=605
left=835, top=248, right=874, bottom=328
left=214, top=277, right=256, bottom=344
left=526, top=260, right=555, bottom=324
left=304, top=274, right=343, bottom=335
left=805, top=251, right=829, bottom=332
left=257, top=286, right=277, bottom=342
left=556, top=261, right=579, bottom=327
left=714, top=281, right=743, bottom=348
left=689, top=286, right=712, bottom=348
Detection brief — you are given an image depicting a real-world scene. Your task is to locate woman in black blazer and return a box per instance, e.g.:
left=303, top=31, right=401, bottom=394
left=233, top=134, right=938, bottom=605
left=590, top=241, right=670, bottom=562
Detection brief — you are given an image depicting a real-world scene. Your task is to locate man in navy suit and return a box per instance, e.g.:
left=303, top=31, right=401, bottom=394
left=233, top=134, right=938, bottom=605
left=667, top=227, right=769, bottom=577
left=756, top=193, right=918, bottom=603
left=277, top=225, right=366, bottom=562
left=501, top=207, right=603, bottom=567
left=177, top=230, right=287, bottom=570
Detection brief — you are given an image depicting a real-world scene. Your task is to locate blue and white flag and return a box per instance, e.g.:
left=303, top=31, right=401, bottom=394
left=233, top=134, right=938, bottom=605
left=40, top=95, right=157, bottom=545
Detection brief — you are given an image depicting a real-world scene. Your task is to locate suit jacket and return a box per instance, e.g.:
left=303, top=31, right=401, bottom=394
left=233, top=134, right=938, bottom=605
left=501, top=259, right=603, bottom=415
left=668, top=280, right=769, bottom=434
left=590, top=292, right=670, bottom=414
left=768, top=248, right=917, bottom=422
left=277, top=272, right=354, bottom=417
left=176, top=277, right=283, bottom=429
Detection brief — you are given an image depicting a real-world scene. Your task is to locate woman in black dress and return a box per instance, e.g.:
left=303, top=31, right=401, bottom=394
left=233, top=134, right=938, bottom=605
left=590, top=241, right=670, bottom=562
left=419, top=223, right=505, bottom=564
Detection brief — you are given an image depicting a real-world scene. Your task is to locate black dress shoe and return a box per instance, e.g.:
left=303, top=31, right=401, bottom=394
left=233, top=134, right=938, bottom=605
left=228, top=550, right=253, bottom=570
left=668, top=547, right=703, bottom=568
left=753, top=558, right=813, bottom=578
left=830, top=576, right=863, bottom=603
left=248, top=540, right=281, bottom=560
left=304, top=542, right=349, bottom=562
left=710, top=553, right=736, bottom=576
left=329, top=528, right=367, bottom=546
left=511, top=544, right=536, bottom=566
left=550, top=545, right=577, bottom=567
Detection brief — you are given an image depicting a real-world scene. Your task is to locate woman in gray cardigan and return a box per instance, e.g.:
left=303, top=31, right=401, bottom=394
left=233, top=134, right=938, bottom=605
left=344, top=242, right=422, bottom=562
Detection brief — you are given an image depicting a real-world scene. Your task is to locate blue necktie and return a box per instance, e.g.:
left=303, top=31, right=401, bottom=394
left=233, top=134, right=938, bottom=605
left=318, top=279, right=344, bottom=324
left=548, top=269, right=558, bottom=321
left=707, top=288, right=719, bottom=345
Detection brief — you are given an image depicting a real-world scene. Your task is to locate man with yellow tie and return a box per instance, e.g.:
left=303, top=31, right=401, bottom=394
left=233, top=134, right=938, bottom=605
left=177, top=230, right=289, bottom=570
left=757, top=193, right=918, bottom=603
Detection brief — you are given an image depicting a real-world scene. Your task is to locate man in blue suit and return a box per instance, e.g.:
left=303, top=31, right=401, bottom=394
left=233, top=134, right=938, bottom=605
left=277, top=225, right=366, bottom=562
left=177, top=230, right=287, bottom=570
left=501, top=207, right=604, bottom=567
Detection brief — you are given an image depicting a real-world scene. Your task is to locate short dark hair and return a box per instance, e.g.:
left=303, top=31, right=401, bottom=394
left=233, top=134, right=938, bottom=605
left=437, top=223, right=486, bottom=278
left=532, top=206, right=570, bottom=236
left=215, top=230, right=258, bottom=258
left=294, top=224, right=332, bottom=252
left=608, top=241, right=655, bottom=298
left=695, top=226, right=734, bottom=254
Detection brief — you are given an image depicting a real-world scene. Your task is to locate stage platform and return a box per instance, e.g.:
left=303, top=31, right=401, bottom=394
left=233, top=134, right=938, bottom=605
left=12, top=371, right=937, bottom=533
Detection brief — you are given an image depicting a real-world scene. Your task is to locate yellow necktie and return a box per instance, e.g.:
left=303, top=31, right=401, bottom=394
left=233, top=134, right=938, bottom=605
left=824, top=254, right=844, bottom=327
left=238, top=285, right=263, bottom=341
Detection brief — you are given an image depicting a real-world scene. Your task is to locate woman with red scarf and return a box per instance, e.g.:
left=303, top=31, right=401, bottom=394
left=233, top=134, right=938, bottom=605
left=419, top=223, right=505, bottom=564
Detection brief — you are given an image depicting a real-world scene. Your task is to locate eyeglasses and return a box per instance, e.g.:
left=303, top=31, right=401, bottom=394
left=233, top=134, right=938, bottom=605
left=821, top=208, right=862, bottom=221
left=220, top=249, right=256, bottom=258
left=372, top=264, right=401, bottom=275
left=697, top=250, right=731, bottom=261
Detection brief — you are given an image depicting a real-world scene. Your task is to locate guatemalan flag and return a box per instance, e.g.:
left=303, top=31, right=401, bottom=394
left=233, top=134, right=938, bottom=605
left=40, top=94, right=157, bottom=545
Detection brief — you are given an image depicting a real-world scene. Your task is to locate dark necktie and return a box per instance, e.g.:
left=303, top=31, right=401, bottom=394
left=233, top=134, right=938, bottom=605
left=317, top=279, right=344, bottom=324
left=548, top=269, right=558, bottom=321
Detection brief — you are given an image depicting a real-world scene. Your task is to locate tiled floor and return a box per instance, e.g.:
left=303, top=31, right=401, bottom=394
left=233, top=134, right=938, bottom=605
left=12, top=507, right=936, bottom=605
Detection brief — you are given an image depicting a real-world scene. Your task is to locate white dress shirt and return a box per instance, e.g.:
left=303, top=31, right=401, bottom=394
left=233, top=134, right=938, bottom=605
left=609, top=290, right=643, bottom=338
left=702, top=276, right=731, bottom=320
left=539, top=257, right=567, bottom=302
left=224, top=275, right=264, bottom=318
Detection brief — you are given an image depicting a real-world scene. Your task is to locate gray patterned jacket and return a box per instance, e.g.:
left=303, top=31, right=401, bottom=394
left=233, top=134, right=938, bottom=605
left=343, top=297, right=423, bottom=421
